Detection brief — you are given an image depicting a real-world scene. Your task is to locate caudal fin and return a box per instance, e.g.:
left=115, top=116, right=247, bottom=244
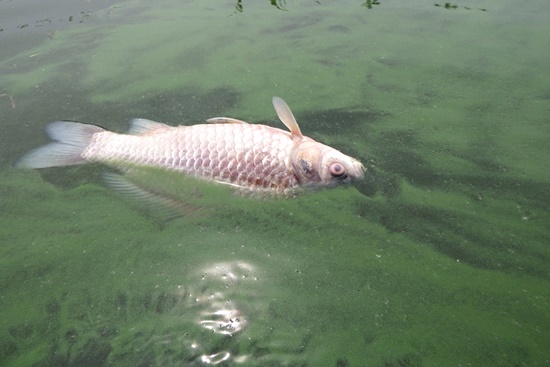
left=16, top=121, right=105, bottom=169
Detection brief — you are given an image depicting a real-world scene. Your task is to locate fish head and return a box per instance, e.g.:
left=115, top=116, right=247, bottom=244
left=291, top=139, right=365, bottom=188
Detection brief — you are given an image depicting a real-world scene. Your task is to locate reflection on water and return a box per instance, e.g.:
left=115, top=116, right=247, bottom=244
left=193, top=261, right=254, bottom=364
left=198, top=262, right=253, bottom=337
left=200, top=308, right=245, bottom=336
left=200, top=351, right=231, bottom=364
left=116, top=260, right=259, bottom=365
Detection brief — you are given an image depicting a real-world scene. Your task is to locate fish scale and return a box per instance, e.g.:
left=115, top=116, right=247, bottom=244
left=16, top=97, right=365, bottom=197
left=82, top=123, right=299, bottom=194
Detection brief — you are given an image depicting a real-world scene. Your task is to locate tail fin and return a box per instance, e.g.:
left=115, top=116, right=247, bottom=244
left=16, top=121, right=105, bottom=169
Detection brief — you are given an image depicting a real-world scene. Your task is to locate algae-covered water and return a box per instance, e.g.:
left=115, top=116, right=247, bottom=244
left=1, top=0, right=549, bottom=366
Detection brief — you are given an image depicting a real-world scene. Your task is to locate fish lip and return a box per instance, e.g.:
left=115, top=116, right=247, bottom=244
left=352, top=161, right=366, bottom=180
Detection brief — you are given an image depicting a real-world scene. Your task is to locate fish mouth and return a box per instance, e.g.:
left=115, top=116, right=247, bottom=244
left=352, top=160, right=366, bottom=180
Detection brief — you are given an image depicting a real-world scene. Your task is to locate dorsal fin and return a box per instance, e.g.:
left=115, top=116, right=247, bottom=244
left=206, top=117, right=249, bottom=124
left=128, top=118, right=172, bottom=135
left=272, top=97, right=303, bottom=140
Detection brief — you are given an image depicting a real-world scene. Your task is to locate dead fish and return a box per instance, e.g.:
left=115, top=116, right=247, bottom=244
left=16, top=97, right=365, bottom=196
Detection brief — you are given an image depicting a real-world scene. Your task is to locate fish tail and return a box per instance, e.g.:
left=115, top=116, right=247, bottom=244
left=16, top=121, right=105, bottom=168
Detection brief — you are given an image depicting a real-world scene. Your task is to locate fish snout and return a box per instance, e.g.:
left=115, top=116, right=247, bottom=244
left=351, top=160, right=366, bottom=181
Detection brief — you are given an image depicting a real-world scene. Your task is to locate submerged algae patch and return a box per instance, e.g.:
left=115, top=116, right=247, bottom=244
left=356, top=178, right=549, bottom=279
left=2, top=162, right=549, bottom=366
left=1, top=1, right=391, bottom=113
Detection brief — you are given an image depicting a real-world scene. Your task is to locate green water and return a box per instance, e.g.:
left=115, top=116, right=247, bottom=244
left=1, top=0, right=549, bottom=366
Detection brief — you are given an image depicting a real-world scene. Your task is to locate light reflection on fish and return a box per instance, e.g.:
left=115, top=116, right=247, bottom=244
left=17, top=97, right=364, bottom=197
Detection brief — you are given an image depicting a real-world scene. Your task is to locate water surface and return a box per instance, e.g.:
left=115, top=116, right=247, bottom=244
left=1, top=0, right=549, bottom=366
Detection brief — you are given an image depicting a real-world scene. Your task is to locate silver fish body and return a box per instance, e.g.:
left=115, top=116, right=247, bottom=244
left=17, top=97, right=365, bottom=196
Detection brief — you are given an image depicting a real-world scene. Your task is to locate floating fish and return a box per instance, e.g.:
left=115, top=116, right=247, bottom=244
left=17, top=97, right=364, bottom=197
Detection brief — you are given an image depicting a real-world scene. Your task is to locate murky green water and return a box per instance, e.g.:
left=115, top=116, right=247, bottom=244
left=1, top=0, right=548, bottom=366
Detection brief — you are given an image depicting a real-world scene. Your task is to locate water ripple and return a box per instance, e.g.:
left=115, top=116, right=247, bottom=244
left=190, top=260, right=257, bottom=364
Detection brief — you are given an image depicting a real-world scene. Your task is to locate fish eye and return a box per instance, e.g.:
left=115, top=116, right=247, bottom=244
left=329, top=162, right=346, bottom=177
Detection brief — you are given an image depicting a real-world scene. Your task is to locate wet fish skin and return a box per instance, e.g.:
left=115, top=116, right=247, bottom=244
left=16, top=97, right=365, bottom=196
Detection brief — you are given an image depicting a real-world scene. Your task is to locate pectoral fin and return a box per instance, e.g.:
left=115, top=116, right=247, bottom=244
left=272, top=97, right=303, bottom=140
left=102, top=172, right=203, bottom=222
